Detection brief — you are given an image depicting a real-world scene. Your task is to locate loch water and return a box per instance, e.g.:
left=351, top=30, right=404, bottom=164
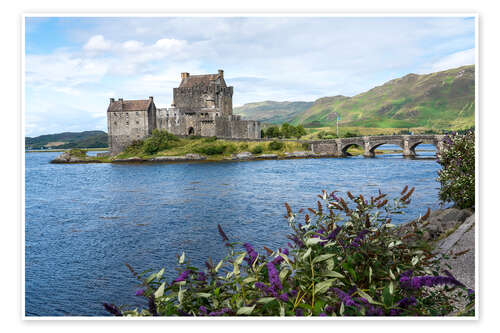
left=25, top=146, right=442, bottom=316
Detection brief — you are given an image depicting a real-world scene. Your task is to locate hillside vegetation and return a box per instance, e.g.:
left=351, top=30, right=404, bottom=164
left=234, top=65, right=475, bottom=131
left=26, top=131, right=108, bottom=149
left=234, top=101, right=313, bottom=124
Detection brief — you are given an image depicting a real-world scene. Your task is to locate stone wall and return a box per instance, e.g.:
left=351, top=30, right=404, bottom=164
left=108, top=109, right=152, bottom=154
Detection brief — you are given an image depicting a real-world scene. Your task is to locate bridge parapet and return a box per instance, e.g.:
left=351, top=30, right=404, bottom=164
left=307, top=134, right=444, bottom=158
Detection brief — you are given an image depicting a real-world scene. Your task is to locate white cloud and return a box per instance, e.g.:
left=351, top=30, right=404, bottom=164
left=25, top=17, right=475, bottom=136
left=430, top=48, right=475, bottom=72
left=83, top=35, right=112, bottom=51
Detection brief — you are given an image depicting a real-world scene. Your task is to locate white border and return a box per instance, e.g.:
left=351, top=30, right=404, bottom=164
left=20, top=12, right=479, bottom=321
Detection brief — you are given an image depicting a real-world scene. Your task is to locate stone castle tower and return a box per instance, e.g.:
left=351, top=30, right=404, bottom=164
left=107, top=70, right=260, bottom=154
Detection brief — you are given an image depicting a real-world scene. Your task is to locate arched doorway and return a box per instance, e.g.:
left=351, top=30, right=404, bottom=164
left=188, top=127, right=195, bottom=135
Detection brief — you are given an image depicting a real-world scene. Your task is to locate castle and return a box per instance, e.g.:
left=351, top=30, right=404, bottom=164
left=107, top=70, right=261, bottom=154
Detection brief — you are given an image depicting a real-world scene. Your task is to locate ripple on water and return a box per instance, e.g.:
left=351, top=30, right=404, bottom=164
left=25, top=152, right=442, bottom=316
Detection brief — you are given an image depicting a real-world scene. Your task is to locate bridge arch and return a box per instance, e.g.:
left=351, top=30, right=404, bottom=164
left=341, top=143, right=364, bottom=156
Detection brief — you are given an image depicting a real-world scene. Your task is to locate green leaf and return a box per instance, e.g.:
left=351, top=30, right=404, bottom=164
left=234, top=252, right=246, bottom=265
left=156, top=268, right=165, bottom=280
left=178, top=252, right=185, bottom=264
left=242, top=277, right=256, bottom=285
left=369, top=267, right=373, bottom=284
left=279, top=268, right=290, bottom=282
left=257, top=297, right=276, bottom=304
left=306, top=237, right=324, bottom=246
left=357, top=289, right=384, bottom=306
left=322, top=271, right=345, bottom=279
left=236, top=305, right=255, bottom=315
left=302, top=247, right=312, bottom=260
left=215, top=260, right=223, bottom=272
left=382, top=285, right=393, bottom=307
left=339, top=302, right=345, bottom=315
left=278, top=252, right=292, bottom=267
left=312, top=253, right=335, bottom=265
left=178, top=287, right=185, bottom=304
left=326, top=258, right=334, bottom=271
left=145, top=273, right=156, bottom=284
left=195, top=292, right=212, bottom=298
left=154, top=282, right=165, bottom=298
left=411, top=256, right=419, bottom=266
left=314, top=279, right=336, bottom=295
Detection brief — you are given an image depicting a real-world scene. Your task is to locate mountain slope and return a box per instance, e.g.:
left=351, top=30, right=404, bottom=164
left=292, top=65, right=475, bottom=129
left=234, top=101, right=313, bottom=124
left=26, top=131, right=108, bottom=149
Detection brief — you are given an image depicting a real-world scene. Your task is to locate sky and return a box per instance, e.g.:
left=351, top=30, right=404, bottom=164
left=24, top=16, right=475, bottom=137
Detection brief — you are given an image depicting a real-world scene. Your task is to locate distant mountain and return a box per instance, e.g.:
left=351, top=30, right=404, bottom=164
left=26, top=131, right=108, bottom=149
left=234, top=65, right=475, bottom=130
left=233, top=101, right=313, bottom=124
left=292, top=65, right=474, bottom=130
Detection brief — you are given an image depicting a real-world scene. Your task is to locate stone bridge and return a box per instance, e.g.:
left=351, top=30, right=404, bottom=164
left=307, top=135, right=445, bottom=158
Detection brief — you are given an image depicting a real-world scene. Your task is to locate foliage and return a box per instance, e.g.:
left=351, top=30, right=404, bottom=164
left=105, top=188, right=474, bottom=317
left=268, top=141, right=284, bottom=151
left=203, top=136, right=218, bottom=143
left=195, top=143, right=228, bottom=155
left=26, top=130, right=108, bottom=149
left=318, top=131, right=337, bottom=140
left=342, top=132, right=360, bottom=138
left=437, top=130, right=475, bottom=209
left=251, top=145, right=264, bottom=154
left=68, top=149, right=88, bottom=158
left=265, top=126, right=281, bottom=138
left=142, top=130, right=179, bottom=155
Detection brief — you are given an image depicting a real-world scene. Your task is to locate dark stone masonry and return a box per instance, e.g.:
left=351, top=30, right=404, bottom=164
left=107, top=70, right=261, bottom=154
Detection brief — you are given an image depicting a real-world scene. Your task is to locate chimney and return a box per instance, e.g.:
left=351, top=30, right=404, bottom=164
left=110, top=98, right=115, bottom=103
left=181, top=72, right=189, bottom=79
left=218, top=69, right=224, bottom=78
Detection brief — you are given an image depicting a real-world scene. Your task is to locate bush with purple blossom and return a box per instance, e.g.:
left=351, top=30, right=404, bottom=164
left=105, top=188, right=474, bottom=317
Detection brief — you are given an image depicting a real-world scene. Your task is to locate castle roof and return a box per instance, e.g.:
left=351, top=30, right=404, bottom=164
left=107, top=98, right=154, bottom=112
left=179, top=73, right=226, bottom=89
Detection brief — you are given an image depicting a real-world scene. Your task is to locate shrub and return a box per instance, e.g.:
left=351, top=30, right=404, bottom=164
left=225, top=144, right=238, bottom=154
left=268, top=141, right=284, bottom=151
left=68, top=148, right=87, bottom=158
left=265, top=126, right=281, bottom=138
left=203, top=136, right=217, bottom=143
left=240, top=143, right=248, bottom=150
left=142, top=130, right=179, bottom=155
left=251, top=145, right=263, bottom=154
left=343, top=132, right=359, bottom=138
left=195, top=143, right=227, bottom=155
left=105, top=188, right=474, bottom=317
left=437, top=130, right=475, bottom=209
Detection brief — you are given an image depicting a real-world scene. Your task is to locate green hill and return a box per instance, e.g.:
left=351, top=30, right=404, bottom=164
left=234, top=101, right=313, bottom=124
left=292, top=65, right=475, bottom=130
left=26, top=130, right=108, bottom=149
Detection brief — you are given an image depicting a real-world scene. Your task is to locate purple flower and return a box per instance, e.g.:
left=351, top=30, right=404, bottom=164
left=173, top=270, right=191, bottom=283
left=279, top=293, right=289, bottom=302
left=396, top=296, right=417, bottom=308
left=319, top=312, right=327, bottom=316
left=296, top=308, right=304, bottom=316
left=468, top=289, right=475, bottom=296
left=135, top=289, right=145, bottom=296
left=199, top=306, right=208, bottom=315
left=289, top=289, right=297, bottom=297
left=325, top=305, right=334, bottom=313
left=333, top=288, right=359, bottom=307
left=243, top=243, right=259, bottom=266
left=197, top=272, right=207, bottom=282
left=389, top=309, right=402, bottom=316
left=400, top=273, right=465, bottom=290
left=366, top=306, right=383, bottom=316
left=351, top=229, right=369, bottom=248
left=208, top=308, right=231, bottom=316
left=267, top=262, right=283, bottom=291
left=272, top=248, right=289, bottom=265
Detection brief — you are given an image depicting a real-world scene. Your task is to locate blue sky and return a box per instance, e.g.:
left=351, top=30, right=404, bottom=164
left=25, top=16, right=475, bottom=137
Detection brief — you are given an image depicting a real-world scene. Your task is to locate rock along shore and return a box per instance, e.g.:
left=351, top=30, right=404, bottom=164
left=51, top=151, right=338, bottom=164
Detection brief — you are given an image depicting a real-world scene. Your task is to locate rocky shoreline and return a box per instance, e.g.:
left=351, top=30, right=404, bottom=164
left=400, top=207, right=475, bottom=290
left=50, top=150, right=338, bottom=164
